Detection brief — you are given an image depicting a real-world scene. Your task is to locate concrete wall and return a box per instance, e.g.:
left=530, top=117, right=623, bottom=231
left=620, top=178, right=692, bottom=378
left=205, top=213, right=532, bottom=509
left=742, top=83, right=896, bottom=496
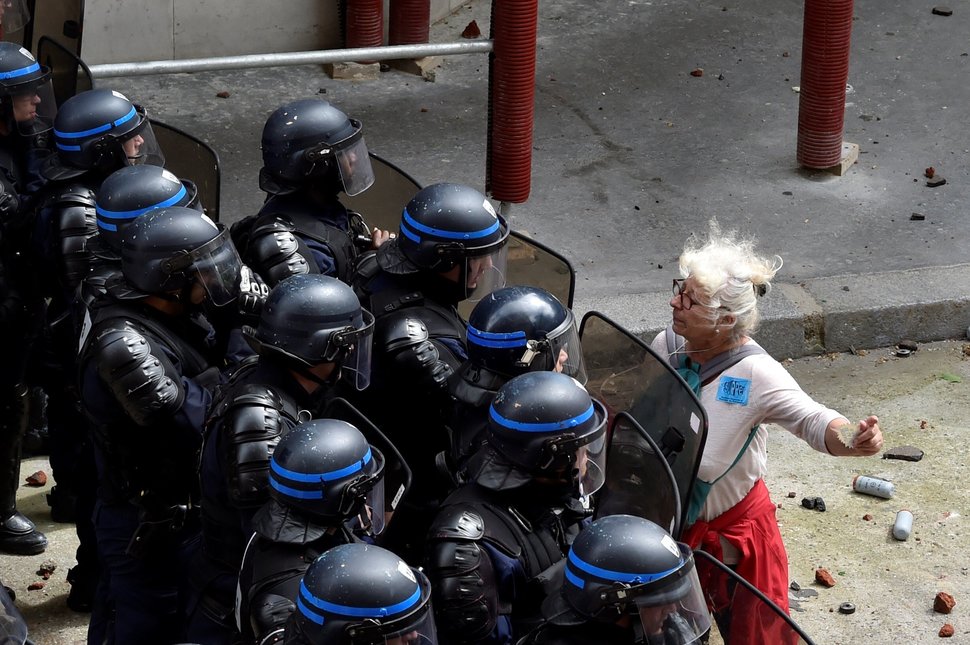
left=79, top=0, right=469, bottom=65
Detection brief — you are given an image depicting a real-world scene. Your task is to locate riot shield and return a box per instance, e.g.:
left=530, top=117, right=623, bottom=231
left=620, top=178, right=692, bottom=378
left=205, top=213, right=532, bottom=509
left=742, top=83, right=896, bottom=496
left=693, top=550, right=816, bottom=645
left=36, top=34, right=94, bottom=107
left=149, top=119, right=222, bottom=222
left=341, top=152, right=421, bottom=233
left=579, top=311, right=706, bottom=534
left=595, top=411, right=683, bottom=537
left=318, top=397, right=412, bottom=520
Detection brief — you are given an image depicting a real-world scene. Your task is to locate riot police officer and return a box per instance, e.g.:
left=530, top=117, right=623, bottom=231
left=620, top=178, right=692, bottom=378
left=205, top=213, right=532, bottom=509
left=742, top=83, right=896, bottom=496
left=185, top=274, right=374, bottom=644
left=283, top=543, right=438, bottom=645
left=231, top=98, right=388, bottom=287
left=520, top=515, right=712, bottom=645
left=354, top=181, right=509, bottom=561
left=235, top=418, right=387, bottom=645
left=78, top=206, right=241, bottom=644
left=424, top=371, right=608, bottom=644
left=447, top=285, right=586, bottom=475
left=0, top=40, right=56, bottom=556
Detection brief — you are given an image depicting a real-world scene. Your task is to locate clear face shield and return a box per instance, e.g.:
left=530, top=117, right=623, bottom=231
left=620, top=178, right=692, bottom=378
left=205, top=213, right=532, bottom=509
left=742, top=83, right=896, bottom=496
left=543, top=404, right=608, bottom=502
left=332, top=125, right=375, bottom=197
left=0, top=0, right=29, bottom=33
left=464, top=244, right=509, bottom=302
left=327, top=310, right=375, bottom=391
left=543, top=313, right=588, bottom=384
left=11, top=78, right=56, bottom=135
left=348, top=594, right=439, bottom=645
left=119, top=112, right=165, bottom=167
left=632, top=547, right=712, bottom=645
left=347, top=446, right=386, bottom=536
left=171, top=227, right=242, bottom=307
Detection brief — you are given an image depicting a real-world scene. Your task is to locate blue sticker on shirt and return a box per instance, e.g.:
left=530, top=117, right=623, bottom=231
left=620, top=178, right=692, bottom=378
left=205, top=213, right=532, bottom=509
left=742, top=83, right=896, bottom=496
left=717, top=376, right=751, bottom=405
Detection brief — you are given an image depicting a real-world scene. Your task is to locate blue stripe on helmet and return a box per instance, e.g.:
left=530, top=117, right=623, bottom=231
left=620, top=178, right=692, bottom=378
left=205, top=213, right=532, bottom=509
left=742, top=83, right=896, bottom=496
left=564, top=566, right=585, bottom=589
left=0, top=62, right=40, bottom=80
left=297, top=595, right=326, bottom=625
left=269, top=479, right=325, bottom=500
left=402, top=208, right=501, bottom=240
left=467, top=325, right=527, bottom=349
left=400, top=221, right=421, bottom=243
left=98, top=221, right=118, bottom=232
left=56, top=143, right=82, bottom=151
left=271, top=447, right=372, bottom=483
left=55, top=105, right=137, bottom=139
left=300, top=579, right=421, bottom=618
left=96, top=184, right=188, bottom=221
left=567, top=549, right=682, bottom=584
left=489, top=402, right=595, bottom=433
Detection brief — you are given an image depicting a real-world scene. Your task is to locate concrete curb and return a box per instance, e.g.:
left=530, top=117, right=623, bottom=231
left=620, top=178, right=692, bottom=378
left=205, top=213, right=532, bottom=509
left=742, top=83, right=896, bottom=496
left=575, top=263, right=970, bottom=359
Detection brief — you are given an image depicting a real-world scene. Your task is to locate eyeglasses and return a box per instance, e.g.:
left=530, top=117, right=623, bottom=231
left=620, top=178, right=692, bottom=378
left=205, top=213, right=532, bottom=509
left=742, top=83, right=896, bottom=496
left=672, top=279, right=700, bottom=310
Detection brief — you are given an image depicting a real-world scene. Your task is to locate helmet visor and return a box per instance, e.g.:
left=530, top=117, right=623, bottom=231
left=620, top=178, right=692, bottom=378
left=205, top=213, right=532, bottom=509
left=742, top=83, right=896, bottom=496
left=634, top=554, right=711, bottom=645
left=123, top=116, right=165, bottom=167
left=379, top=611, right=438, bottom=645
left=335, top=133, right=375, bottom=197
left=187, top=229, right=243, bottom=306
left=0, top=0, right=29, bottom=32
left=465, top=243, right=508, bottom=302
left=547, top=313, right=587, bottom=385
left=13, top=79, right=56, bottom=135
left=574, top=425, right=607, bottom=498
left=332, top=309, right=375, bottom=391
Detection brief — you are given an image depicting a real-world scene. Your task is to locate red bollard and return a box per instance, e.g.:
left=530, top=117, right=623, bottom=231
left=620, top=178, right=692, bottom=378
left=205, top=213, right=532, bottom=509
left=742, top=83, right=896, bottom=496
left=345, top=0, right=384, bottom=64
left=796, top=0, right=854, bottom=169
left=389, top=0, right=430, bottom=45
left=486, top=0, right=539, bottom=204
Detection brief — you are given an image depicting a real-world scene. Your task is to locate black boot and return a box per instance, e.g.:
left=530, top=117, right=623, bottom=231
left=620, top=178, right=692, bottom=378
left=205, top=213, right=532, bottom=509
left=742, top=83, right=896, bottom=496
left=0, top=384, right=47, bottom=555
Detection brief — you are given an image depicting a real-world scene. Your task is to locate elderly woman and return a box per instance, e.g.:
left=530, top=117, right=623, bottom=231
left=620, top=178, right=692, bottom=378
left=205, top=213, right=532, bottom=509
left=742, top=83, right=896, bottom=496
left=650, top=221, right=883, bottom=642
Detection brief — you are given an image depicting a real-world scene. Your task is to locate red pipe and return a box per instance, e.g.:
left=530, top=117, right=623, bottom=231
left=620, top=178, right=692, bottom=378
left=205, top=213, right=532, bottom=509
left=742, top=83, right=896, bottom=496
left=345, top=0, right=384, bottom=64
left=389, top=0, right=431, bottom=45
left=486, top=0, right=538, bottom=204
left=796, top=0, right=854, bottom=168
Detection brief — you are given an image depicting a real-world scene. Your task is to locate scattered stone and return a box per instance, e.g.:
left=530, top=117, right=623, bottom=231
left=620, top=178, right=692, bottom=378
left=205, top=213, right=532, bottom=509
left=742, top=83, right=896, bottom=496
left=926, top=176, right=947, bottom=187
left=839, top=602, right=856, bottom=614
left=932, top=6, right=953, bottom=16
left=910, top=212, right=925, bottom=221
left=798, top=588, right=819, bottom=598
left=934, top=592, right=956, bottom=614
left=898, top=340, right=919, bottom=352
left=717, top=73, right=724, bottom=80
left=690, top=68, right=704, bottom=77
left=782, top=51, right=790, bottom=57
left=215, top=91, right=230, bottom=99
left=37, top=560, right=57, bottom=580
left=863, top=514, right=873, bottom=521
left=420, top=107, right=429, bottom=113
left=790, top=581, right=801, bottom=592
left=883, top=445, right=925, bottom=462
left=461, top=20, right=481, bottom=38
left=925, top=167, right=936, bottom=178
left=777, top=503, right=783, bottom=509
left=815, top=497, right=826, bottom=512
left=940, top=624, right=954, bottom=638
left=801, top=497, right=817, bottom=510
left=27, top=581, right=44, bottom=591
left=815, top=568, right=837, bottom=587
left=787, top=491, right=797, bottom=498
left=24, top=470, right=47, bottom=487
left=860, top=114, right=876, bottom=121
left=920, top=419, right=929, bottom=429
left=782, top=191, right=793, bottom=196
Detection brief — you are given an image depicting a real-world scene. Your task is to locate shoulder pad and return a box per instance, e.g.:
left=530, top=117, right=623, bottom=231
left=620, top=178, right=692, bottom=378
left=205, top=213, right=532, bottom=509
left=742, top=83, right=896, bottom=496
left=374, top=312, right=429, bottom=351
left=42, top=183, right=97, bottom=209
left=250, top=214, right=297, bottom=236
left=428, top=506, right=486, bottom=541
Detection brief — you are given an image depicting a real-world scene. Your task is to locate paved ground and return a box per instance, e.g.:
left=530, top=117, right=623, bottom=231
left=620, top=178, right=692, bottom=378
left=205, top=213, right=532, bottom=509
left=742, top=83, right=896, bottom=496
left=4, top=0, right=970, bottom=641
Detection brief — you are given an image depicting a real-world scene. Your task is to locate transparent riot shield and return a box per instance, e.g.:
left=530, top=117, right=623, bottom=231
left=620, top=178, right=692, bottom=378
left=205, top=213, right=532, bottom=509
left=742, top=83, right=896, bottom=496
left=36, top=34, right=94, bottom=107
left=342, top=152, right=421, bottom=233
left=318, top=397, right=412, bottom=524
left=580, top=311, right=707, bottom=535
left=693, top=550, right=816, bottom=645
left=595, top=411, right=683, bottom=537
left=150, top=119, right=222, bottom=222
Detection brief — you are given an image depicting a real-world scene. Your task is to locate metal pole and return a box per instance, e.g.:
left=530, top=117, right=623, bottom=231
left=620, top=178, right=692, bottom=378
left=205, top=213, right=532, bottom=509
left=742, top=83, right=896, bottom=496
left=88, top=41, right=494, bottom=78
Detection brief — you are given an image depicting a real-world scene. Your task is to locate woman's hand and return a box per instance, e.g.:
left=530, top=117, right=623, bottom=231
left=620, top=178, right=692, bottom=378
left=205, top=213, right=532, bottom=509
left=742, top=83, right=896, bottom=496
left=851, top=415, right=883, bottom=456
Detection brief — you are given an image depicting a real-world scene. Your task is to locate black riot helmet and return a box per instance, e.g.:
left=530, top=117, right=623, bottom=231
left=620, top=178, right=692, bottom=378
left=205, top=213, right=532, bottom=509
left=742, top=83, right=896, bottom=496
left=0, top=42, right=56, bottom=135
left=268, top=419, right=386, bottom=534
left=259, top=98, right=375, bottom=197
left=120, top=206, right=241, bottom=306
left=467, top=286, right=587, bottom=383
left=544, top=515, right=711, bottom=643
left=244, top=274, right=375, bottom=390
left=471, top=371, right=607, bottom=496
left=284, top=543, right=438, bottom=645
left=94, top=165, right=201, bottom=254
left=377, top=182, right=510, bottom=302
left=50, top=89, right=164, bottom=175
